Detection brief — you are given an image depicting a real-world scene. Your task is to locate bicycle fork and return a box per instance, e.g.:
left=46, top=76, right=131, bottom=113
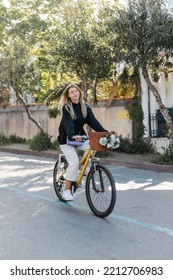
left=90, top=158, right=104, bottom=193
left=57, top=154, right=67, bottom=183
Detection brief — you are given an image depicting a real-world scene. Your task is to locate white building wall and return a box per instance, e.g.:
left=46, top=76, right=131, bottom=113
left=141, top=70, right=173, bottom=153
left=151, top=73, right=173, bottom=110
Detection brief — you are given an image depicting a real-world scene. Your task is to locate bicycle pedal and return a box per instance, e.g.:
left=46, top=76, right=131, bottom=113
left=73, top=185, right=82, bottom=193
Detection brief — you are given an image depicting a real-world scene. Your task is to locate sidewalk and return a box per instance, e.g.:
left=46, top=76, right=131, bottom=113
left=0, top=143, right=173, bottom=173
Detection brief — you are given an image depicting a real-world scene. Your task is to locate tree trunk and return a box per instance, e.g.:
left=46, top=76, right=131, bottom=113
left=81, top=77, right=88, bottom=101
left=142, top=67, right=173, bottom=143
left=15, top=89, right=44, bottom=133
left=76, top=70, right=88, bottom=100
left=93, top=77, right=98, bottom=105
left=107, top=78, right=118, bottom=106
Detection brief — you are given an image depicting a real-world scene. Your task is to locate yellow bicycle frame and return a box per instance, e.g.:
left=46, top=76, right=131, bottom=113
left=75, top=148, right=94, bottom=187
left=58, top=148, right=95, bottom=187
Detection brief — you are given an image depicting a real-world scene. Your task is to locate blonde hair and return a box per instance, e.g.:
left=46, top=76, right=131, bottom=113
left=58, top=83, right=87, bottom=119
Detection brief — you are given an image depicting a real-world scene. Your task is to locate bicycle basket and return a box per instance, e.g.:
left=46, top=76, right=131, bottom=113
left=88, top=131, right=110, bottom=151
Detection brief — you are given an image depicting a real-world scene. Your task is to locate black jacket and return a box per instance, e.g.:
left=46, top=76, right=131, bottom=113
left=58, top=102, right=107, bottom=145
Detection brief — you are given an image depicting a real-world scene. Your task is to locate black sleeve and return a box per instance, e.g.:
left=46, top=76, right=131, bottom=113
left=85, top=106, right=108, bottom=132
left=62, top=106, right=76, bottom=140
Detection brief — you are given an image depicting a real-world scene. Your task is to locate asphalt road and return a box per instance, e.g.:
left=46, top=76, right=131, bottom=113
left=0, top=151, right=173, bottom=260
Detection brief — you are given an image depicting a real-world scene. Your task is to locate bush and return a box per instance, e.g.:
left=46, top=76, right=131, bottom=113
left=51, top=139, right=59, bottom=150
left=95, top=150, right=112, bottom=158
left=116, top=136, right=132, bottom=153
left=0, top=133, right=10, bottom=146
left=128, top=138, right=155, bottom=154
left=9, top=134, right=27, bottom=144
left=152, top=145, right=173, bottom=165
left=48, top=107, right=59, bottom=118
left=29, top=132, right=54, bottom=151
left=117, top=136, right=155, bottom=154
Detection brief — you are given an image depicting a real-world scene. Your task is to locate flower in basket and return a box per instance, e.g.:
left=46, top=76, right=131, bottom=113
left=99, top=137, right=108, bottom=146
left=99, top=132, right=120, bottom=150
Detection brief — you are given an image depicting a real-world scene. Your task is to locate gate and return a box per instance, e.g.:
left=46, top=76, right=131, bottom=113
left=149, top=108, right=173, bottom=137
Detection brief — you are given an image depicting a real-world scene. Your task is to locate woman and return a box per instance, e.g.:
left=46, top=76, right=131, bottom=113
left=58, top=82, right=107, bottom=201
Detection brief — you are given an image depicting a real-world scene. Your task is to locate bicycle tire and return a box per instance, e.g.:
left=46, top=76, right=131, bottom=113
left=85, top=164, right=116, bottom=218
left=53, top=156, right=68, bottom=202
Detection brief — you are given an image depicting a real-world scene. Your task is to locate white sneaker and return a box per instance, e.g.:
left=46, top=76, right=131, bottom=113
left=62, top=190, right=74, bottom=201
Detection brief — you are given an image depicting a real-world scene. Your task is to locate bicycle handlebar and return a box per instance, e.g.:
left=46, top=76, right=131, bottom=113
left=81, top=135, right=89, bottom=141
left=71, top=135, right=89, bottom=142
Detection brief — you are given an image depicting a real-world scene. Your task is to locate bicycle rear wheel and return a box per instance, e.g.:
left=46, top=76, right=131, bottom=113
left=53, top=156, right=68, bottom=202
left=86, top=164, right=116, bottom=218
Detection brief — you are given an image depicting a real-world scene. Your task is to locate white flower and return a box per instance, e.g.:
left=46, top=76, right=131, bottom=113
left=99, top=133, right=120, bottom=149
left=113, top=143, right=120, bottom=149
left=112, top=138, right=120, bottom=149
left=106, top=143, right=112, bottom=149
left=110, top=134, right=116, bottom=143
left=99, top=137, right=108, bottom=146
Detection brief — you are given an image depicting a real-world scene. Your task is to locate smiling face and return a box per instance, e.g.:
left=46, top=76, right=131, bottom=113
left=68, top=86, right=80, bottom=103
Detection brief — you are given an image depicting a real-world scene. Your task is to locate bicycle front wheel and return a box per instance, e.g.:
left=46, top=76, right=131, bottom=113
left=86, top=164, right=116, bottom=218
left=53, top=156, right=68, bottom=202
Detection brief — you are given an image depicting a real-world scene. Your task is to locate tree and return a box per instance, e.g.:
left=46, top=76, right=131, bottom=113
left=49, top=0, right=116, bottom=101
left=1, top=0, right=118, bottom=106
left=0, top=0, right=63, bottom=132
left=109, top=0, right=173, bottom=142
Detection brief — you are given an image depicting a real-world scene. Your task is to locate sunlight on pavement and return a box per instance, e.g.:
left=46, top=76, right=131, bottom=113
left=144, top=183, right=173, bottom=190
left=117, top=181, right=173, bottom=191
left=27, top=186, right=50, bottom=192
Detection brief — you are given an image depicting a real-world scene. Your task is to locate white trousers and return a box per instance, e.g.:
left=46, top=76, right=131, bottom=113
left=59, top=140, right=90, bottom=181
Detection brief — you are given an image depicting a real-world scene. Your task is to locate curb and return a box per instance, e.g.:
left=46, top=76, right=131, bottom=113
left=0, top=147, right=173, bottom=173
left=0, top=147, right=58, bottom=159
left=101, top=158, right=173, bottom=173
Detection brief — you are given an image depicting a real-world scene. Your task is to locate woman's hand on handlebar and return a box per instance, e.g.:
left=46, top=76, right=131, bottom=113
left=72, top=135, right=83, bottom=142
left=72, top=135, right=89, bottom=141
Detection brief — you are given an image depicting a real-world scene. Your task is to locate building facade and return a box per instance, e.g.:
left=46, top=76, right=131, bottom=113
left=140, top=71, right=173, bottom=153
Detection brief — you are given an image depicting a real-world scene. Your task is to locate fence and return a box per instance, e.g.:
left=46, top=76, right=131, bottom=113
left=0, top=103, right=132, bottom=141
left=149, top=108, right=173, bottom=138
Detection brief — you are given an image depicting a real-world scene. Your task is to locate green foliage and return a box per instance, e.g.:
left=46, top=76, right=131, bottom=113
left=48, top=107, right=59, bottom=118
left=110, top=0, right=173, bottom=70
left=115, top=65, right=145, bottom=139
left=117, top=67, right=129, bottom=96
left=116, top=136, right=132, bottom=153
left=117, top=136, right=155, bottom=154
left=0, top=131, right=59, bottom=151
left=153, top=145, right=173, bottom=165
left=129, top=138, right=155, bottom=154
left=42, top=0, right=116, bottom=100
left=109, top=0, right=173, bottom=142
left=126, top=97, right=145, bottom=139
left=95, top=150, right=112, bottom=158
left=1, top=0, right=173, bottom=109
left=8, top=134, right=27, bottom=143
left=0, top=133, right=10, bottom=146
left=29, top=132, right=55, bottom=151
left=0, top=133, right=27, bottom=145
left=0, top=95, right=9, bottom=106
left=0, top=0, right=117, bottom=103
left=51, top=139, right=59, bottom=150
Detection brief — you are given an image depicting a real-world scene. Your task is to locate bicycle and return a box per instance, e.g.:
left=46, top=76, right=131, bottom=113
left=53, top=131, right=116, bottom=218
